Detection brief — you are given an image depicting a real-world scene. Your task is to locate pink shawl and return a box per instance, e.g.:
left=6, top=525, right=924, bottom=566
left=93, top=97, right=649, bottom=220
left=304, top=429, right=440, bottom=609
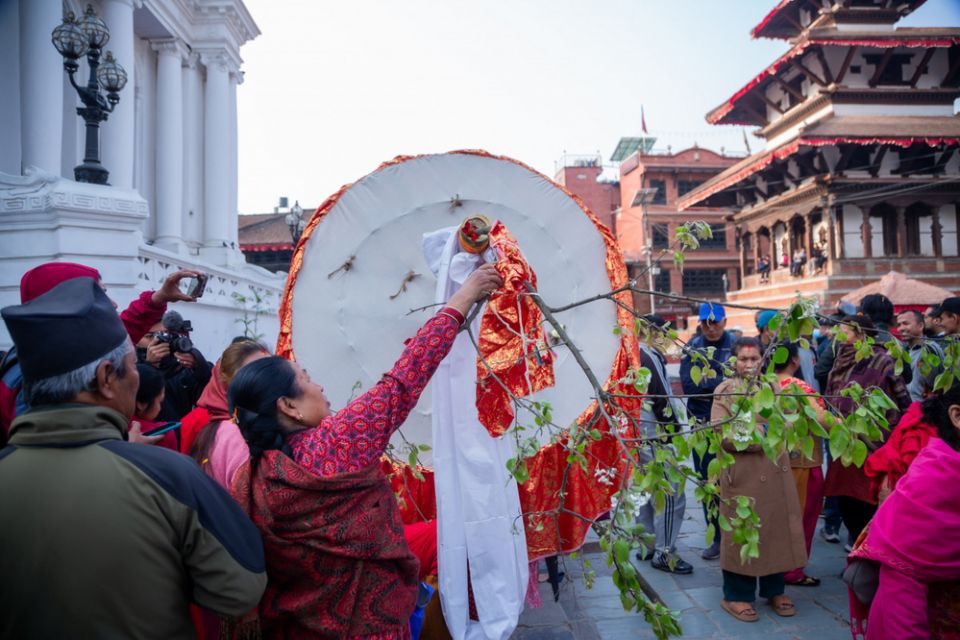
left=180, top=363, right=230, bottom=456
left=856, top=437, right=960, bottom=582
left=849, top=437, right=960, bottom=636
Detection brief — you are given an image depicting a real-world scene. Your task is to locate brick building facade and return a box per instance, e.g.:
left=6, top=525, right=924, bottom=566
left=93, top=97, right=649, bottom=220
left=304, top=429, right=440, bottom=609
left=617, top=146, right=743, bottom=325
left=554, top=155, right=620, bottom=231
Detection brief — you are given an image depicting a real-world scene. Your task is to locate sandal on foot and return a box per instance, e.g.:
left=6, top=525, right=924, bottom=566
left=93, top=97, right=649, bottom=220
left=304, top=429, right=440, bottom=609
left=768, top=595, right=796, bottom=617
left=721, top=600, right=758, bottom=622
left=786, top=575, right=820, bottom=587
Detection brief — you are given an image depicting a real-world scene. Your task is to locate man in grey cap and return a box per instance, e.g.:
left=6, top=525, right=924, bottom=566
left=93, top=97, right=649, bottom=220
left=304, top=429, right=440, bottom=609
left=0, top=278, right=266, bottom=639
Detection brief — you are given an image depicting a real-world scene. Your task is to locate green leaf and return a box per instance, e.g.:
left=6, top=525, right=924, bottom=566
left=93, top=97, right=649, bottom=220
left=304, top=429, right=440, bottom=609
left=773, top=346, right=789, bottom=365
left=707, top=457, right=721, bottom=480
left=829, top=427, right=850, bottom=460
left=690, top=365, right=702, bottom=386
left=613, top=539, right=631, bottom=566
left=756, top=386, right=775, bottom=410
left=851, top=439, right=869, bottom=467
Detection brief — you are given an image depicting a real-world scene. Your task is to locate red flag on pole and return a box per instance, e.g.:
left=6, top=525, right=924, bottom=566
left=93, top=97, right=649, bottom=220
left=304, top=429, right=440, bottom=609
left=641, top=106, right=648, bottom=134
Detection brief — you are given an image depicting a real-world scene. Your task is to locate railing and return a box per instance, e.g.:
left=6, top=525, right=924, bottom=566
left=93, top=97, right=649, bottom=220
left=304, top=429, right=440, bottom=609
left=555, top=153, right=603, bottom=171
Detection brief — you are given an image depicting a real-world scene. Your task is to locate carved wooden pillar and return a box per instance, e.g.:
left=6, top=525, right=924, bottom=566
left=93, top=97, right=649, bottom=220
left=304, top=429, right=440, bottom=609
left=738, top=228, right=748, bottom=278
left=828, top=201, right=840, bottom=261
left=932, top=206, right=943, bottom=257
left=862, top=208, right=873, bottom=258
left=896, top=206, right=907, bottom=257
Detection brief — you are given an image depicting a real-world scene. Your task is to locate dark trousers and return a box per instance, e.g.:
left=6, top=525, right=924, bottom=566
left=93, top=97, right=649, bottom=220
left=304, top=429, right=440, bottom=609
left=837, top=496, right=876, bottom=543
left=692, top=449, right=719, bottom=543
left=822, top=447, right=843, bottom=534
left=823, top=496, right=843, bottom=532
left=722, top=570, right=785, bottom=602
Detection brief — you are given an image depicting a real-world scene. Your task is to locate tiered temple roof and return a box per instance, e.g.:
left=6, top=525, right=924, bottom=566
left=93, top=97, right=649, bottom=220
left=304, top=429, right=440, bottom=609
left=751, top=0, right=930, bottom=41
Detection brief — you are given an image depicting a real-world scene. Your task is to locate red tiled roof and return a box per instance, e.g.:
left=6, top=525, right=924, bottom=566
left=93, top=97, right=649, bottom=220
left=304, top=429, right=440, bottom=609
left=708, top=31, right=960, bottom=125
left=677, top=126, right=960, bottom=210
left=751, top=0, right=929, bottom=40
left=841, top=271, right=955, bottom=307
left=238, top=211, right=315, bottom=248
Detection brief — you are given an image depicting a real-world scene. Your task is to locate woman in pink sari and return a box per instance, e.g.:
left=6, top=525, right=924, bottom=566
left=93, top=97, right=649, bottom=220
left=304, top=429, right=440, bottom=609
left=848, top=381, right=960, bottom=639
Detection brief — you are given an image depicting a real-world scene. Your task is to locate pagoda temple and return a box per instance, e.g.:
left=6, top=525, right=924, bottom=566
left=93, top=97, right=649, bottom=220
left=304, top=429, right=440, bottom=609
left=678, top=0, right=960, bottom=328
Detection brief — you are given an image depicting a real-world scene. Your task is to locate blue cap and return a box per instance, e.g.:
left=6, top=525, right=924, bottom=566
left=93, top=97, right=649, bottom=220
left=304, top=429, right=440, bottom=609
left=698, top=302, right=726, bottom=322
left=756, top=310, right=778, bottom=330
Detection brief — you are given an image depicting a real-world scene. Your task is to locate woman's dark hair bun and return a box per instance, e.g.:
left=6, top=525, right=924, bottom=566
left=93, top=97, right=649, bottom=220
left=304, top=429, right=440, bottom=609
left=228, top=356, right=300, bottom=461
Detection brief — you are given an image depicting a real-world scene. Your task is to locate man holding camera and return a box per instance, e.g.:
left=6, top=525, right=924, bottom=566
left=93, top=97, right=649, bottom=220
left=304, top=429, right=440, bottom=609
left=1, top=264, right=202, bottom=443
left=137, top=310, right=211, bottom=422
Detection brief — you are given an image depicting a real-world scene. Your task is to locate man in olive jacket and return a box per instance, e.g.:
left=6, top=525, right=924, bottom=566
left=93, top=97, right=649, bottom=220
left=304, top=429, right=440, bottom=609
left=0, top=278, right=266, bottom=639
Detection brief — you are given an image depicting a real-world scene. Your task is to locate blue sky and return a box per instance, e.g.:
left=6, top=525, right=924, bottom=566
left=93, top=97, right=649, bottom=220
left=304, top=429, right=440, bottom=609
left=237, top=0, right=960, bottom=214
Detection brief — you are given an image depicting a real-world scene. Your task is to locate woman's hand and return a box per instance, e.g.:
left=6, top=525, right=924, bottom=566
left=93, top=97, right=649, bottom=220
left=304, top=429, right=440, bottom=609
left=447, top=263, right=503, bottom=317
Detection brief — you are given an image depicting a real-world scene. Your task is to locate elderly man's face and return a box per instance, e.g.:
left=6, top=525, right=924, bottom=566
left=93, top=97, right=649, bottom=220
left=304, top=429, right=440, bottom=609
left=115, top=348, right=140, bottom=418
left=700, top=318, right=727, bottom=342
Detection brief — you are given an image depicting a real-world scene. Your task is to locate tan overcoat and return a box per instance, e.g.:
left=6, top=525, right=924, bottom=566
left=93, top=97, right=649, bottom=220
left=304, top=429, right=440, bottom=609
left=711, top=377, right=807, bottom=576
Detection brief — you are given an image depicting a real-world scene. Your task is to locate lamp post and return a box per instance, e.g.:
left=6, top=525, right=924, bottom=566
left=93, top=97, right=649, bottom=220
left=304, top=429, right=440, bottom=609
left=51, top=5, right=127, bottom=185
left=632, top=187, right=660, bottom=314
left=285, top=200, right=306, bottom=245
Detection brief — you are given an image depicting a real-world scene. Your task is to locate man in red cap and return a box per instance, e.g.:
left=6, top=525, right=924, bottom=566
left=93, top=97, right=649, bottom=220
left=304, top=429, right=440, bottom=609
left=0, top=278, right=266, bottom=637
left=0, top=262, right=200, bottom=442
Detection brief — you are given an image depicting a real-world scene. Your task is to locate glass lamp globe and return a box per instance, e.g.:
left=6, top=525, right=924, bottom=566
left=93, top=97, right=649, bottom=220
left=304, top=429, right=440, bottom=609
left=97, top=52, right=128, bottom=92
left=51, top=12, right=88, bottom=60
left=79, top=4, right=110, bottom=49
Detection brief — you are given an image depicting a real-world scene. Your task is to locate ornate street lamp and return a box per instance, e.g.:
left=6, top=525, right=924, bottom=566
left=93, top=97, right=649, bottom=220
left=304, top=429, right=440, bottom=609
left=285, top=200, right=306, bottom=244
left=51, top=5, right=127, bottom=185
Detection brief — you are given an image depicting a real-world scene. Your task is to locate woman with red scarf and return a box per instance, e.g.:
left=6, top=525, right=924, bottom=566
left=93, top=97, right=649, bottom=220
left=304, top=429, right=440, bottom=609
left=847, top=382, right=960, bottom=639
left=228, top=264, right=500, bottom=639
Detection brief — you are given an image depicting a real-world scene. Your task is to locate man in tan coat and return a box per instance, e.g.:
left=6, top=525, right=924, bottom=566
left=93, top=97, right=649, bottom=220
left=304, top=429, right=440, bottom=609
left=710, top=337, right=806, bottom=623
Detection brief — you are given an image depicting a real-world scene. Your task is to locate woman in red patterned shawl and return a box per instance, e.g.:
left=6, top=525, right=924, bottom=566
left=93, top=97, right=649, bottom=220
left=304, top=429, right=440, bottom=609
left=227, top=265, right=501, bottom=640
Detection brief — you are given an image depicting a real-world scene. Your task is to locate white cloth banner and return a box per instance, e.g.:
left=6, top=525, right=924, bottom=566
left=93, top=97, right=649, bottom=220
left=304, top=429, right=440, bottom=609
left=423, top=226, right=529, bottom=640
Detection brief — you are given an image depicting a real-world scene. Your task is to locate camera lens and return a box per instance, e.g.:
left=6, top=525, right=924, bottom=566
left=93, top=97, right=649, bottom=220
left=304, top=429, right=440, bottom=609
left=175, top=336, right=193, bottom=353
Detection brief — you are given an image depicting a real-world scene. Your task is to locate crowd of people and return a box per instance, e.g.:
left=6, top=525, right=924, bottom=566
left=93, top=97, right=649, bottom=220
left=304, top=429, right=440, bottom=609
left=657, top=295, right=959, bottom=636
left=1, top=259, right=959, bottom=639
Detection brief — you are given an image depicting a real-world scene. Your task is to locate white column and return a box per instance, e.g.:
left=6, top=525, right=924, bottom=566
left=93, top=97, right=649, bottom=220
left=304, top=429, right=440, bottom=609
left=100, top=0, right=135, bottom=189
left=228, top=69, right=241, bottom=248
left=152, top=39, right=186, bottom=251
left=182, top=52, right=204, bottom=246
left=19, top=0, right=63, bottom=175
left=201, top=52, right=230, bottom=251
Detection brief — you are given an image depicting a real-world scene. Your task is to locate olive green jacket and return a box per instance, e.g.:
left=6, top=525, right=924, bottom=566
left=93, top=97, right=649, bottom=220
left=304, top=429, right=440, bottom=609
left=0, top=404, right=266, bottom=639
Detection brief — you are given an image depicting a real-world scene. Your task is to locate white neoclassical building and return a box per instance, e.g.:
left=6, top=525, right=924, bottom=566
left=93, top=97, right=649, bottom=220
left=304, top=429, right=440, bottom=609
left=0, top=0, right=283, bottom=353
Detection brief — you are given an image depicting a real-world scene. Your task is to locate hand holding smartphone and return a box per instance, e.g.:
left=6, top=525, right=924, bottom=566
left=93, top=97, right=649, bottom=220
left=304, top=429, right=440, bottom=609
left=178, top=273, right=208, bottom=299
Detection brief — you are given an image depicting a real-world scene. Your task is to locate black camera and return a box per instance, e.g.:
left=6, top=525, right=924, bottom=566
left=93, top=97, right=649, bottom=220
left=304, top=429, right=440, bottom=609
left=155, top=310, right=194, bottom=354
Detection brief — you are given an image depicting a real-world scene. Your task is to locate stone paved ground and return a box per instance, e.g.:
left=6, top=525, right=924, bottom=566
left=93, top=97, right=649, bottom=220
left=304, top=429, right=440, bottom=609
left=512, top=482, right=852, bottom=640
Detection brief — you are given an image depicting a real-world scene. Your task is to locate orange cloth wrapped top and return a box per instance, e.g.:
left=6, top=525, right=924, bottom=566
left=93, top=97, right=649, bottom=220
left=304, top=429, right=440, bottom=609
left=475, top=221, right=555, bottom=437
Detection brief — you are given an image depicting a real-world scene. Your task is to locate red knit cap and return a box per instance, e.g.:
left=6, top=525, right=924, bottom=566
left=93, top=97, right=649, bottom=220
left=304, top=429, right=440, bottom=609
left=20, top=262, right=101, bottom=303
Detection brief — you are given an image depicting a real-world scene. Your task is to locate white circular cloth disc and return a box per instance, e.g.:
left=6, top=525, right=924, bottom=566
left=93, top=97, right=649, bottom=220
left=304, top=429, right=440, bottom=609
left=290, top=152, right=621, bottom=462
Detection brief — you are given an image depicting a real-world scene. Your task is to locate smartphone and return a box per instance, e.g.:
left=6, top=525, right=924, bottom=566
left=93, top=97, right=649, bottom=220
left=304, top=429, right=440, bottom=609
left=178, top=273, right=207, bottom=299
left=143, top=421, right=181, bottom=437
